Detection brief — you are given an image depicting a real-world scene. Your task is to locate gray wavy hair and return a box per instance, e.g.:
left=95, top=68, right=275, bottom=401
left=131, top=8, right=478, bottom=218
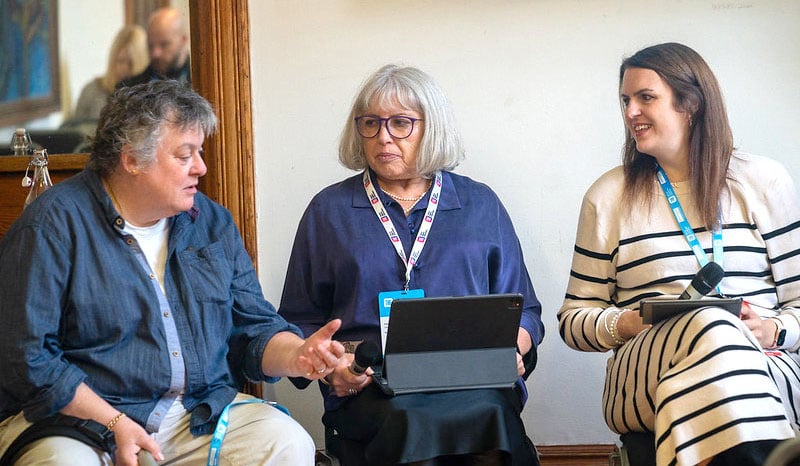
left=87, top=80, right=217, bottom=177
left=338, top=64, right=465, bottom=176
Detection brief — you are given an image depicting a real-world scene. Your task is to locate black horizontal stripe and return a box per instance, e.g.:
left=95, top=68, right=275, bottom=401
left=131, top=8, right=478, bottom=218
left=574, top=244, right=612, bottom=260
left=617, top=292, right=663, bottom=309
left=570, top=270, right=610, bottom=285
left=762, top=219, right=800, bottom=240
left=617, top=274, right=695, bottom=291
left=563, top=294, right=613, bottom=306
left=723, top=245, right=767, bottom=255
left=722, top=269, right=771, bottom=278
left=660, top=366, right=765, bottom=409
left=617, top=251, right=692, bottom=272
left=670, top=414, right=788, bottom=459
left=725, top=222, right=757, bottom=231
left=618, top=223, right=755, bottom=249
left=722, top=288, right=778, bottom=300
left=657, top=392, right=782, bottom=448
left=619, top=229, right=686, bottom=246
left=776, top=274, right=800, bottom=287
left=772, top=248, right=800, bottom=264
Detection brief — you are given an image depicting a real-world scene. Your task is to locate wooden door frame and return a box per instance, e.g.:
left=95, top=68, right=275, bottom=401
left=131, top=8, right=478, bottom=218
left=189, top=0, right=261, bottom=397
left=189, top=0, right=257, bottom=263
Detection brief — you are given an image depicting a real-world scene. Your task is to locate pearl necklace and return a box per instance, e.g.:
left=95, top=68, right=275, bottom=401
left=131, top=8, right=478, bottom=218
left=381, top=180, right=432, bottom=215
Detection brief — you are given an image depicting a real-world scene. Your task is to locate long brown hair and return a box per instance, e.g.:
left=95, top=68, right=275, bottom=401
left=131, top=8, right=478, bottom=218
left=620, top=42, right=733, bottom=229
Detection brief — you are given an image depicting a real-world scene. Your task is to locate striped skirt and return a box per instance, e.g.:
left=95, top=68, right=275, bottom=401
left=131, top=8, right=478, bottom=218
left=603, top=307, right=799, bottom=465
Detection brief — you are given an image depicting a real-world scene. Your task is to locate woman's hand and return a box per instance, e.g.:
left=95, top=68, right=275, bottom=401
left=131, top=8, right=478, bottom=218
left=324, top=353, right=373, bottom=398
left=617, top=310, right=650, bottom=340
left=261, top=319, right=345, bottom=379
left=110, top=416, right=163, bottom=466
left=298, top=319, right=346, bottom=379
left=739, top=301, right=774, bottom=347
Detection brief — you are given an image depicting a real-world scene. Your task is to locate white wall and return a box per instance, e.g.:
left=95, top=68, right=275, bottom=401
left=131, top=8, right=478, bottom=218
left=250, top=0, right=800, bottom=447
left=59, top=1, right=124, bottom=116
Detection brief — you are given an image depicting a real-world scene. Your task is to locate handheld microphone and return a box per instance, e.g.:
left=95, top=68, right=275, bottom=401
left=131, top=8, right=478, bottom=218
left=679, top=261, right=724, bottom=300
left=349, top=341, right=381, bottom=375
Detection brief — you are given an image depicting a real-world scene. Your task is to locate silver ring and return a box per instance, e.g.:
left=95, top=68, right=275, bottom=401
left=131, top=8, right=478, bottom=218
left=348, top=388, right=357, bottom=396
left=317, top=368, right=326, bottom=374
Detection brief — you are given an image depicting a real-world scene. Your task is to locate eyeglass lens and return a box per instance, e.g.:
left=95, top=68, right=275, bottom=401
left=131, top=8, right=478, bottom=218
left=356, top=116, right=417, bottom=139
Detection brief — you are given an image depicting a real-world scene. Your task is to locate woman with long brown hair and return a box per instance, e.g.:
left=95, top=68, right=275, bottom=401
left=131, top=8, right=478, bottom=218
left=559, top=42, right=800, bottom=465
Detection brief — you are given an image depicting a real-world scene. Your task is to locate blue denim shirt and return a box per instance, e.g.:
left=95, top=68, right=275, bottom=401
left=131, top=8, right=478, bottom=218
left=279, top=170, right=544, bottom=411
left=0, top=170, right=300, bottom=435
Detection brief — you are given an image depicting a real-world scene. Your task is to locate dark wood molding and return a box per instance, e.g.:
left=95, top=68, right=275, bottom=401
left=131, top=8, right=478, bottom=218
left=0, top=154, right=88, bottom=238
left=188, top=0, right=261, bottom=398
left=189, top=0, right=258, bottom=265
left=538, top=443, right=619, bottom=466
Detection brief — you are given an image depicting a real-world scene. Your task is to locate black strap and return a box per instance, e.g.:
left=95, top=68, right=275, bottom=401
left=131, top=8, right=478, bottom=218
left=0, top=414, right=116, bottom=466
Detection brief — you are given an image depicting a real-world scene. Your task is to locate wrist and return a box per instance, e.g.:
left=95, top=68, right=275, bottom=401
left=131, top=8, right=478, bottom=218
left=606, top=309, right=629, bottom=346
left=767, top=317, right=787, bottom=349
left=106, top=412, right=126, bottom=431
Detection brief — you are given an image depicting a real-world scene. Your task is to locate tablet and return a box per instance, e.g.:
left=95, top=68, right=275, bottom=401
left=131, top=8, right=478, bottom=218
left=639, top=297, right=743, bottom=324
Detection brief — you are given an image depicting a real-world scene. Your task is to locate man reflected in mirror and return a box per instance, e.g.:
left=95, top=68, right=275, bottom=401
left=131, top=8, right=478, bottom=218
left=118, top=7, right=190, bottom=88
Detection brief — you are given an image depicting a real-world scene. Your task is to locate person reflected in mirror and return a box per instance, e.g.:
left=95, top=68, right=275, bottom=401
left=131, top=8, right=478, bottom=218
left=0, top=80, right=344, bottom=466
left=117, top=6, right=191, bottom=88
left=279, top=64, right=544, bottom=466
left=61, top=25, right=148, bottom=137
left=558, top=42, right=800, bottom=466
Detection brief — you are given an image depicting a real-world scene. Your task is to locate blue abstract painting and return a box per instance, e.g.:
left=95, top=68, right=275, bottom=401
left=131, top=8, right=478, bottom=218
left=0, top=0, right=59, bottom=125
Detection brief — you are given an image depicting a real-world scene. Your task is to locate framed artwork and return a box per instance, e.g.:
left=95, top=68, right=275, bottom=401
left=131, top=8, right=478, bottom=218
left=0, top=0, right=59, bottom=126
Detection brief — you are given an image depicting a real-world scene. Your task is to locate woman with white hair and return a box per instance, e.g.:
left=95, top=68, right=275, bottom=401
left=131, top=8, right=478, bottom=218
left=280, top=64, right=544, bottom=465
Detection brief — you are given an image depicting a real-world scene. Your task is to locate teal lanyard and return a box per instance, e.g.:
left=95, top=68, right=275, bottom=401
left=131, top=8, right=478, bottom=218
left=207, top=399, right=290, bottom=466
left=655, top=165, right=724, bottom=290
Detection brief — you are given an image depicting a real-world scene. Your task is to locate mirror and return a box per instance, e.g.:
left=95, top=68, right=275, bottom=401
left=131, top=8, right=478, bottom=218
left=0, top=0, right=190, bottom=155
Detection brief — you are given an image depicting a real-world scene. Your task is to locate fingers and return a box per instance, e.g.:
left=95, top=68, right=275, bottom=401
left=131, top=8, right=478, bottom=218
left=331, top=368, right=373, bottom=397
left=300, top=354, right=335, bottom=378
left=139, top=436, right=164, bottom=462
left=301, top=320, right=347, bottom=377
left=315, top=319, right=342, bottom=341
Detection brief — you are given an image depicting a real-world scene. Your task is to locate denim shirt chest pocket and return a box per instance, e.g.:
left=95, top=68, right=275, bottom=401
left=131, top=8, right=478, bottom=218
left=180, top=242, right=233, bottom=303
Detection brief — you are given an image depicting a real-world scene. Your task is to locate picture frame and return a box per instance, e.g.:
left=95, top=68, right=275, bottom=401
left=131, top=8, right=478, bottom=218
left=0, top=0, right=60, bottom=126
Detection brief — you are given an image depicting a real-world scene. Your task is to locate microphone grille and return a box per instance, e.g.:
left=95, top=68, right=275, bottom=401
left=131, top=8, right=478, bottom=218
left=694, top=261, right=725, bottom=294
left=354, top=340, right=382, bottom=367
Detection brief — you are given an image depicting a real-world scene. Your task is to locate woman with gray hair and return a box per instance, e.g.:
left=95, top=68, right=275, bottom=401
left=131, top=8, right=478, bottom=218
left=280, top=65, right=544, bottom=465
left=0, top=80, right=344, bottom=466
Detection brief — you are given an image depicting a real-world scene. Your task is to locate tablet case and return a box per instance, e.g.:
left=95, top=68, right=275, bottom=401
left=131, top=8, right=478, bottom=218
left=372, top=294, right=523, bottom=396
left=639, top=297, right=743, bottom=324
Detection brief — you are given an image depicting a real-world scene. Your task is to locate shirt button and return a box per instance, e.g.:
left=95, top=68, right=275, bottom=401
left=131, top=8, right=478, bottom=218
left=149, top=273, right=156, bottom=280
left=126, top=238, right=134, bottom=245
left=115, top=218, right=123, bottom=226
left=172, top=351, right=179, bottom=357
left=163, top=311, right=170, bottom=317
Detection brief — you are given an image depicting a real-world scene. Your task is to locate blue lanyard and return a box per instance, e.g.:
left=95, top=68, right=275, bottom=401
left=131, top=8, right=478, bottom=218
left=207, top=399, right=290, bottom=466
left=655, top=165, right=724, bottom=286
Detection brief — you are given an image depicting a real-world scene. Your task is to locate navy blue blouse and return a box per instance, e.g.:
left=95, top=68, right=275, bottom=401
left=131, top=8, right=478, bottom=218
left=279, top=170, right=544, bottom=410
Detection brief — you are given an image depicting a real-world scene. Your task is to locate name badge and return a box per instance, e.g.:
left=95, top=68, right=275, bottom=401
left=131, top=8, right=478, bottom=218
left=378, top=288, right=424, bottom=353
